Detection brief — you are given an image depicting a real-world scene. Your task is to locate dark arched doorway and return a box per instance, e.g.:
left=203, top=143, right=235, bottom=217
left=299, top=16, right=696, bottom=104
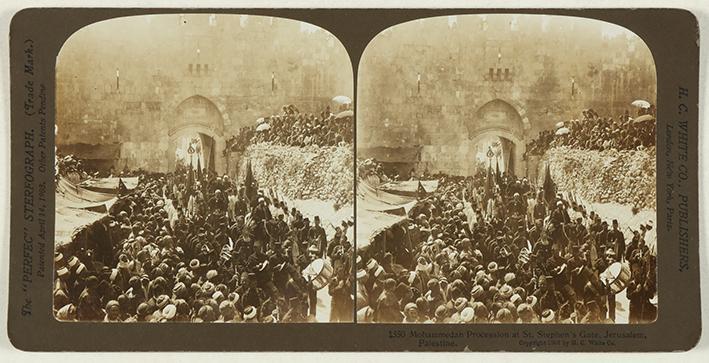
left=468, top=100, right=526, bottom=176
left=167, top=95, right=226, bottom=174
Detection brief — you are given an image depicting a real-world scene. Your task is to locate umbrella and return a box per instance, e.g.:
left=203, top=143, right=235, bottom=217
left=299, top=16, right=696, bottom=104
left=256, top=123, right=271, bottom=132
left=335, top=110, right=354, bottom=119
left=631, top=100, right=651, bottom=108
left=555, top=127, right=571, bottom=136
left=555, top=121, right=565, bottom=129
left=633, top=114, right=655, bottom=124
left=332, top=95, right=352, bottom=104
left=256, top=117, right=266, bottom=124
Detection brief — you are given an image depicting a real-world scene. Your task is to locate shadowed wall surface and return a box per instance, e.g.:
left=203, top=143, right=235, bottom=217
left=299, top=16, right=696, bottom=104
left=56, top=14, right=353, bottom=174
left=358, top=14, right=656, bottom=177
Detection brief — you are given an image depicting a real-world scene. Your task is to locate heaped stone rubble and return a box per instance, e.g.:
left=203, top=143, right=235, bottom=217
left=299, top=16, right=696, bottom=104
left=542, top=146, right=656, bottom=210
left=242, top=143, right=354, bottom=209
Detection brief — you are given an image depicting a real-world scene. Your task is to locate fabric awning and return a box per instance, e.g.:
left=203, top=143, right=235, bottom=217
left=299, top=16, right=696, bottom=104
left=356, top=210, right=406, bottom=250
left=78, top=176, right=139, bottom=193
left=377, top=180, right=439, bottom=196
left=55, top=207, right=106, bottom=247
left=356, top=179, right=423, bottom=249
left=56, top=176, right=117, bottom=210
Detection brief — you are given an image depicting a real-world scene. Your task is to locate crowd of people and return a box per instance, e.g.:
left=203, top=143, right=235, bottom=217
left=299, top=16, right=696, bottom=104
left=356, top=170, right=657, bottom=324
left=54, top=166, right=354, bottom=323
left=226, top=104, right=353, bottom=153
left=358, top=157, right=421, bottom=184
left=525, top=107, right=656, bottom=157
left=55, top=153, right=102, bottom=180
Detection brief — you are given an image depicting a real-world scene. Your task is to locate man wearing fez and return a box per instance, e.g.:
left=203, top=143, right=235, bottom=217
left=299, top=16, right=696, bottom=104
left=607, top=219, right=626, bottom=262
left=252, top=197, right=273, bottom=248
left=309, top=216, right=327, bottom=257
left=298, top=217, right=311, bottom=248
left=626, top=249, right=657, bottom=324
left=328, top=252, right=353, bottom=323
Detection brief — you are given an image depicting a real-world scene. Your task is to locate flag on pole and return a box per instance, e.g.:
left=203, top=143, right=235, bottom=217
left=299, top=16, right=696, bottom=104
left=117, top=178, right=127, bottom=196
left=196, top=155, right=203, bottom=181
left=187, top=156, right=194, bottom=190
left=507, top=148, right=515, bottom=177
left=543, top=163, right=557, bottom=205
left=244, top=159, right=258, bottom=205
left=417, top=180, right=427, bottom=200
left=484, top=165, right=494, bottom=201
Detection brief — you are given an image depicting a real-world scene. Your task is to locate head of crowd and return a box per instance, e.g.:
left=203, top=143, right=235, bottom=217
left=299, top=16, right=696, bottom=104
left=525, top=107, right=656, bottom=158
left=226, top=104, right=353, bottom=153
left=54, top=165, right=355, bottom=323
left=356, top=167, right=657, bottom=324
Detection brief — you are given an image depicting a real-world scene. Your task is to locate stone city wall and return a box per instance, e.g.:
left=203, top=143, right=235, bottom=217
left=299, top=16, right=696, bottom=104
left=56, top=14, right=353, bottom=173
left=358, top=15, right=656, bottom=177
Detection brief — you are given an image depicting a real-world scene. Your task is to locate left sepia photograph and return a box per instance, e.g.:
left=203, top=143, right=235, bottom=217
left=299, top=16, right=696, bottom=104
left=53, top=14, right=355, bottom=323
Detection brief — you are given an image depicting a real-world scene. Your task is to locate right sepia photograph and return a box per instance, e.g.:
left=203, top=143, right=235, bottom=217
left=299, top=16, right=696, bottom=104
left=356, top=14, right=657, bottom=324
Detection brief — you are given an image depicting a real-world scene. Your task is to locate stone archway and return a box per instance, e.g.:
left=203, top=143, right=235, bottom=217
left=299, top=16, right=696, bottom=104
left=469, top=127, right=525, bottom=176
left=167, top=95, right=227, bottom=174
left=468, top=99, right=526, bottom=176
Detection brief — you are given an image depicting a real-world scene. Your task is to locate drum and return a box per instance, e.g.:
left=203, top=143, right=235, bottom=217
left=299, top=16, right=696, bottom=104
left=302, top=258, right=334, bottom=290
left=600, top=262, right=631, bottom=294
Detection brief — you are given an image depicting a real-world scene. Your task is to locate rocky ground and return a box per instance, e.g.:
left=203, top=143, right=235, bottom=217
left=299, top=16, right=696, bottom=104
left=241, top=143, right=354, bottom=209
left=542, top=146, right=656, bottom=210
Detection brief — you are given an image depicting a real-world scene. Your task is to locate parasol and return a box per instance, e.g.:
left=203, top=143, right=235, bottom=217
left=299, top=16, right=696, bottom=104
left=335, top=110, right=354, bottom=119
left=555, top=121, right=565, bottom=129
left=332, top=95, right=352, bottom=104
left=632, top=114, right=655, bottom=124
left=631, top=100, right=651, bottom=108
left=555, top=127, right=571, bottom=136
left=255, top=123, right=271, bottom=132
left=256, top=117, right=266, bottom=124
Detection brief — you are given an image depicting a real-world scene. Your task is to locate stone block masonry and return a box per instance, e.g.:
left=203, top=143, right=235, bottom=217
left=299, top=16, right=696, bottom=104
left=55, top=14, right=353, bottom=174
left=358, top=15, right=656, bottom=178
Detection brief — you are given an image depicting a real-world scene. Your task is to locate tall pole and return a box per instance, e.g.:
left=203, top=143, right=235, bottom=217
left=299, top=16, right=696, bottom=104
left=188, top=142, right=195, bottom=172
left=487, top=146, right=494, bottom=168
